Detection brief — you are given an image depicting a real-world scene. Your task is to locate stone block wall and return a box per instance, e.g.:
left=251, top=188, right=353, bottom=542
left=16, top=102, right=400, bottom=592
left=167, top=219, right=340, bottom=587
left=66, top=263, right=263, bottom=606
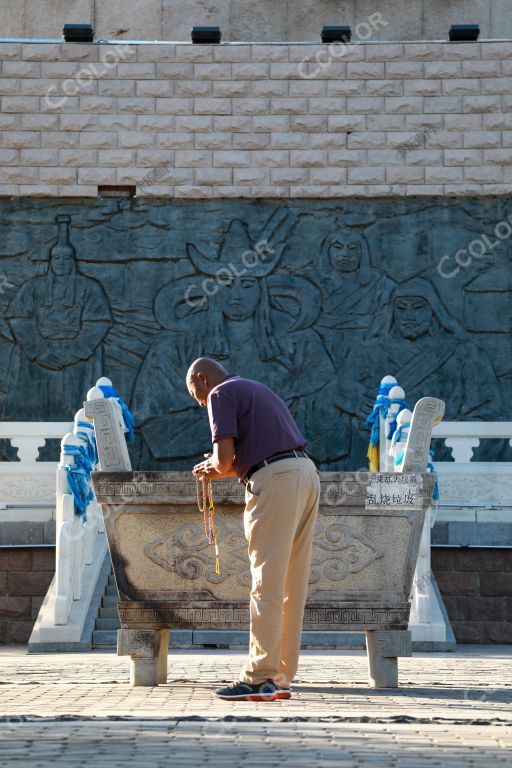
left=0, top=39, right=512, bottom=198
left=0, top=548, right=54, bottom=644
left=432, top=547, right=512, bottom=643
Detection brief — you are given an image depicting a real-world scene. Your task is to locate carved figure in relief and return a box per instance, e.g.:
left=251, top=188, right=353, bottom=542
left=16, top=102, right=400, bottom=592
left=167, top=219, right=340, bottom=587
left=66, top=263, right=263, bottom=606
left=315, top=228, right=394, bottom=367
left=346, top=277, right=502, bottom=420
left=132, top=213, right=336, bottom=466
left=462, top=259, right=512, bottom=407
left=306, top=228, right=395, bottom=467
left=4, top=216, right=112, bottom=419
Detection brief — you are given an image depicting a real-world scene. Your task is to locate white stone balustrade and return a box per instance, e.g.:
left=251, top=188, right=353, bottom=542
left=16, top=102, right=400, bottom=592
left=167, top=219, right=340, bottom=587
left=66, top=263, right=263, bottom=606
left=53, top=435, right=86, bottom=625
left=0, top=422, right=72, bottom=463
left=0, top=422, right=72, bottom=516
left=28, top=377, right=136, bottom=649
left=432, top=422, right=512, bottom=463
left=3, top=421, right=510, bottom=486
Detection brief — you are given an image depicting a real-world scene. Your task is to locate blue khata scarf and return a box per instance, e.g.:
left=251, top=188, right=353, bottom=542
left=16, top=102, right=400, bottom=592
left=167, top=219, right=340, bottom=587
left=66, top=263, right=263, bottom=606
left=59, top=444, right=94, bottom=520
left=390, top=420, right=411, bottom=449
left=366, top=381, right=396, bottom=449
left=393, top=449, right=405, bottom=468
left=427, top=449, right=440, bottom=501
left=386, top=399, right=410, bottom=441
left=98, top=385, right=135, bottom=443
left=75, top=420, right=98, bottom=469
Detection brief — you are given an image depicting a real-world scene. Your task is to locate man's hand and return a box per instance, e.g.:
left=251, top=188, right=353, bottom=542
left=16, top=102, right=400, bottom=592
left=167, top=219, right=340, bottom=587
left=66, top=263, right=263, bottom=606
left=192, top=456, right=216, bottom=479
left=191, top=439, right=236, bottom=480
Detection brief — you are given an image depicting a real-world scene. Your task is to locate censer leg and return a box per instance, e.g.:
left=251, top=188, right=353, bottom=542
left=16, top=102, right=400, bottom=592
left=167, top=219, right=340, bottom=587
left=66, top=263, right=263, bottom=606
left=157, top=628, right=169, bottom=684
left=365, top=630, right=411, bottom=689
left=118, top=628, right=160, bottom=687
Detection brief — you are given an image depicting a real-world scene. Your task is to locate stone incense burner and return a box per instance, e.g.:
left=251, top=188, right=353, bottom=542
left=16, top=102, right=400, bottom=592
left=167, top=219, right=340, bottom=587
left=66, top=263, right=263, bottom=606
left=87, top=395, right=441, bottom=689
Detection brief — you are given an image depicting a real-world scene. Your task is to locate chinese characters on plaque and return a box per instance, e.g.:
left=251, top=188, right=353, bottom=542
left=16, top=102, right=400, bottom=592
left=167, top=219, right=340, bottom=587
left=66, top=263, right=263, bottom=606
left=365, top=473, right=423, bottom=509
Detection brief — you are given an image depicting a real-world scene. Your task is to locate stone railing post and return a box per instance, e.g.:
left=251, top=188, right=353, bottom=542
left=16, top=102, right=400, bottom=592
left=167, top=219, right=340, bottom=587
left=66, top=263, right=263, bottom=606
left=53, top=434, right=86, bottom=623
left=84, top=388, right=131, bottom=472
left=397, top=396, right=445, bottom=645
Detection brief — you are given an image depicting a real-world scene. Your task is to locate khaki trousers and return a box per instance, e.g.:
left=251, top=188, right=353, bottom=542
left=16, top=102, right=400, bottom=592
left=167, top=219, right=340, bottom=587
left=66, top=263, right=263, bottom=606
left=240, top=456, right=320, bottom=687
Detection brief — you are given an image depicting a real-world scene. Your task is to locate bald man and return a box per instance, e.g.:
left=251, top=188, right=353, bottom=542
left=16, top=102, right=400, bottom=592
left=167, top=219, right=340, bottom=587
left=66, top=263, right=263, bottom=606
left=187, top=357, right=320, bottom=702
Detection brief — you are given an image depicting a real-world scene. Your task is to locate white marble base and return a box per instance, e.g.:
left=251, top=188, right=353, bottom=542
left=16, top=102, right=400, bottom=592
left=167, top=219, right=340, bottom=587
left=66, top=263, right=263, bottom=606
left=29, top=533, right=108, bottom=646
left=409, top=580, right=452, bottom=644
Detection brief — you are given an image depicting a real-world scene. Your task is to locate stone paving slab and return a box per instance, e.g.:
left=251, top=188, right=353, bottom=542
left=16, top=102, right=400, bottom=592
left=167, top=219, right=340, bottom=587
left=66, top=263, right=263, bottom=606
left=0, top=646, right=510, bottom=766
left=0, top=721, right=510, bottom=768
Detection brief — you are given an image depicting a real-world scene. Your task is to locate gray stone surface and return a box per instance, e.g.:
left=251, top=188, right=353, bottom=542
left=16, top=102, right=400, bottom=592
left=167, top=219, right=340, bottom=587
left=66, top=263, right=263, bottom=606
left=162, top=0, right=231, bottom=42
left=422, top=0, right=490, bottom=42
left=0, top=0, right=93, bottom=39
left=97, top=0, right=163, bottom=41
left=0, top=198, right=508, bottom=470
left=432, top=522, right=512, bottom=546
left=0, top=522, right=46, bottom=546
left=192, top=629, right=367, bottom=647
left=432, top=547, right=512, bottom=644
left=0, top=0, right=510, bottom=41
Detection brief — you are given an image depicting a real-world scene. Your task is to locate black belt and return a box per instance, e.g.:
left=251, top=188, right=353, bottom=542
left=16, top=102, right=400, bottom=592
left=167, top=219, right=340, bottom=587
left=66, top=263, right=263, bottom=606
left=243, top=449, right=309, bottom=485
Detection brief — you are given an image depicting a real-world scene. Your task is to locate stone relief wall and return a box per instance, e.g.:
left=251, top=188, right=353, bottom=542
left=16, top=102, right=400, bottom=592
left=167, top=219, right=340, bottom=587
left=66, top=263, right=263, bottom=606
left=0, top=198, right=509, bottom=469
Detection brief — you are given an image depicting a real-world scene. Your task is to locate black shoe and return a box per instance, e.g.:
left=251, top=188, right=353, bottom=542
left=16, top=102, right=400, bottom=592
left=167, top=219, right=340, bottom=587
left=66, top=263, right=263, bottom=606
left=214, top=680, right=277, bottom=701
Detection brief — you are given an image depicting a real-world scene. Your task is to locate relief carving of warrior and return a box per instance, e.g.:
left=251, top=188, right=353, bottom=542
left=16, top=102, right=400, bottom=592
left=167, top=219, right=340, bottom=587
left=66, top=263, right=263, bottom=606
left=345, top=277, right=503, bottom=422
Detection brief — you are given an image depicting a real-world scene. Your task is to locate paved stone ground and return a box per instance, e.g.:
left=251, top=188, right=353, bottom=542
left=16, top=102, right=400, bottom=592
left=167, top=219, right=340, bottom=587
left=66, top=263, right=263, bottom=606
left=0, top=646, right=510, bottom=767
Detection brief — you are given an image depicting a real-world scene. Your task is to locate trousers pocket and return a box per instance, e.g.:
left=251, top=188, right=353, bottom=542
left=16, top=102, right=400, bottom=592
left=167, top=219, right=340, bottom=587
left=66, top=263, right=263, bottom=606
left=272, top=469, right=300, bottom=478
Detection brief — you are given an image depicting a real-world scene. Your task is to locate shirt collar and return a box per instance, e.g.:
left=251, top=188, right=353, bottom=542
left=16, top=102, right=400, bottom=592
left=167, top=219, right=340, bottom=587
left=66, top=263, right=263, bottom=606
left=208, top=374, right=240, bottom=403
left=219, top=373, right=240, bottom=384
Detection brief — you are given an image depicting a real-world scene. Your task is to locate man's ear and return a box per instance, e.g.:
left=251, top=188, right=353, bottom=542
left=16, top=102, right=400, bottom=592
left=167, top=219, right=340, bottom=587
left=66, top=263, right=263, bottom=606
left=197, top=372, right=208, bottom=388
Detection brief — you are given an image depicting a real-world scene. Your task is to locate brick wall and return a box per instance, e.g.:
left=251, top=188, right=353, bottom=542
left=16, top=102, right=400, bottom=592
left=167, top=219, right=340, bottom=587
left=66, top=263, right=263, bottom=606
left=432, top=548, right=512, bottom=644
left=1, top=39, right=512, bottom=199
left=0, top=548, right=55, bottom=644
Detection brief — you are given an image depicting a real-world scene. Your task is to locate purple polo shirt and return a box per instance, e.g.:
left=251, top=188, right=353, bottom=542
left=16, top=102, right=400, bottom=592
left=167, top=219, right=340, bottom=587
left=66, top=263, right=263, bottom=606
left=207, top=374, right=307, bottom=480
